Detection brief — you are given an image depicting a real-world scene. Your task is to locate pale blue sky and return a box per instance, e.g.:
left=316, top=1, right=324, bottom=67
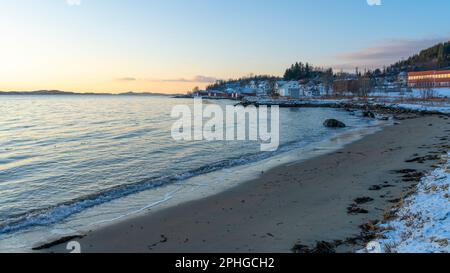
left=1, top=0, right=449, bottom=93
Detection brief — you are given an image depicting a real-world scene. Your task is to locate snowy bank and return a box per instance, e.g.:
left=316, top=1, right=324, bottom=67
left=370, top=152, right=450, bottom=253
left=242, top=97, right=450, bottom=115
left=383, top=102, right=450, bottom=114
left=370, top=89, right=450, bottom=99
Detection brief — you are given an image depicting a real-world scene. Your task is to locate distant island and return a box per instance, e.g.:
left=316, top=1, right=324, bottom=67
left=0, top=90, right=176, bottom=97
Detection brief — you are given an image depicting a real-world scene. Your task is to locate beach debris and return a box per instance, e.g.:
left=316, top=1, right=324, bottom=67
left=347, top=204, right=369, bottom=215
left=160, top=234, right=168, bottom=243
left=32, top=235, right=85, bottom=251
left=393, top=169, right=418, bottom=174
left=293, top=220, right=381, bottom=253
left=147, top=234, right=169, bottom=250
left=313, top=241, right=336, bottom=253
left=401, top=171, right=424, bottom=182
left=292, top=241, right=336, bottom=253
left=354, top=197, right=374, bottom=205
left=388, top=198, right=402, bottom=204
left=369, top=185, right=382, bottom=191
left=359, top=220, right=379, bottom=232
left=323, top=119, right=346, bottom=128
left=347, top=197, right=374, bottom=215
left=405, top=155, right=441, bottom=163
left=291, top=244, right=311, bottom=253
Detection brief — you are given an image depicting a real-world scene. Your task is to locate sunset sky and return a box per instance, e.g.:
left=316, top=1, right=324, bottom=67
left=1, top=0, right=449, bottom=94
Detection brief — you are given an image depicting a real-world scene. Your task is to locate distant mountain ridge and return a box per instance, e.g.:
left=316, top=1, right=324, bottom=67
left=0, top=90, right=172, bottom=96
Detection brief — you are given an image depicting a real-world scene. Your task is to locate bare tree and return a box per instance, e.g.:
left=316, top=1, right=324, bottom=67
left=321, top=69, right=334, bottom=96
left=358, top=77, right=373, bottom=98
left=419, top=86, right=436, bottom=100
left=267, top=79, right=277, bottom=97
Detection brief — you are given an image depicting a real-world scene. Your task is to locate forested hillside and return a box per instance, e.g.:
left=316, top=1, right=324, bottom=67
left=388, top=40, right=450, bottom=73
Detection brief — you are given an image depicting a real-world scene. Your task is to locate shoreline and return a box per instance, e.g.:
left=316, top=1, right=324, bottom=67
left=239, top=97, right=450, bottom=116
left=38, top=112, right=450, bottom=253
left=18, top=112, right=382, bottom=252
left=1, top=106, right=378, bottom=253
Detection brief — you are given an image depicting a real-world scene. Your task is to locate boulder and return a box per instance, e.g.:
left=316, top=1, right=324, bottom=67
left=323, top=119, right=346, bottom=128
left=362, top=111, right=376, bottom=118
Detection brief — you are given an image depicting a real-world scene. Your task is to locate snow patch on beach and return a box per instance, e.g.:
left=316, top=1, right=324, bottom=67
left=244, top=96, right=450, bottom=114
left=373, top=152, right=450, bottom=253
left=370, top=89, right=450, bottom=99
left=385, top=103, right=450, bottom=114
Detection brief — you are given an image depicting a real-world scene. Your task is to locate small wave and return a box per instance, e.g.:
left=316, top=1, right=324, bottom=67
left=0, top=138, right=311, bottom=235
left=111, top=128, right=156, bottom=140
left=0, top=155, right=35, bottom=165
left=0, top=114, right=375, bottom=237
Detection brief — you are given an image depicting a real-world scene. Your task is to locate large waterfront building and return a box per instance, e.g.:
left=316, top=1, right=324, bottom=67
left=408, top=69, right=450, bottom=88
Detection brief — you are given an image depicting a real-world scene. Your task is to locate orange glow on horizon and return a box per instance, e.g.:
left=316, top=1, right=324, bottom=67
left=0, top=79, right=212, bottom=95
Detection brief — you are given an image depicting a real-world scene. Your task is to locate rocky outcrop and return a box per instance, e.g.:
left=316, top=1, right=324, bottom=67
left=362, top=111, right=376, bottom=118
left=238, top=98, right=450, bottom=117
left=323, top=119, right=346, bottom=128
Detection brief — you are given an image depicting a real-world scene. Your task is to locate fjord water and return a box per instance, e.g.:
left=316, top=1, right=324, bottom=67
left=0, top=95, right=374, bottom=251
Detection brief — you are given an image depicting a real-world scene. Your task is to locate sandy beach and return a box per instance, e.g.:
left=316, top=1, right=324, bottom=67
left=39, top=113, right=450, bottom=253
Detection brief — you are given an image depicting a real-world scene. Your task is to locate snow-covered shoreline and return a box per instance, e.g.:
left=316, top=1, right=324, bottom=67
left=368, top=152, right=450, bottom=253
left=242, top=97, right=450, bottom=115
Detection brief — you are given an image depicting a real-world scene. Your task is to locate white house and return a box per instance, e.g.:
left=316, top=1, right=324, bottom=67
left=249, top=81, right=258, bottom=89
left=317, top=83, right=332, bottom=96
left=275, top=81, right=287, bottom=91
left=240, top=81, right=271, bottom=97
left=277, top=81, right=300, bottom=97
left=301, top=82, right=321, bottom=97
left=258, top=81, right=270, bottom=92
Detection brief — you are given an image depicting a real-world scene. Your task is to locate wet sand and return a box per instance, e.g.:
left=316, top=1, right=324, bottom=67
left=40, top=114, right=450, bottom=253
